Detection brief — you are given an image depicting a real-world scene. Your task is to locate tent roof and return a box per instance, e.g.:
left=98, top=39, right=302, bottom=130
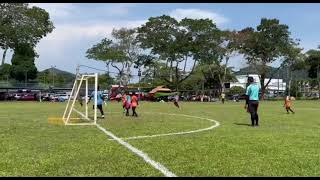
left=149, top=86, right=172, bottom=94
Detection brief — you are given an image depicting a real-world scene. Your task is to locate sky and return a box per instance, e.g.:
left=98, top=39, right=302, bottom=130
left=2, top=3, right=320, bottom=82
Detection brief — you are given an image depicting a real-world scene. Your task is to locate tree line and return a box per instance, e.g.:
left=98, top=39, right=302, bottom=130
left=87, top=15, right=320, bottom=99
left=1, top=4, right=319, bottom=98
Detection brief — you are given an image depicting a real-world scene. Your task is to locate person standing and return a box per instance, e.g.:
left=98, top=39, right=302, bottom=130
left=284, top=96, right=295, bottom=114
left=122, top=92, right=127, bottom=113
left=221, top=93, right=225, bottom=104
left=131, top=92, right=139, bottom=117
left=173, top=92, right=180, bottom=108
left=88, top=85, right=105, bottom=118
left=125, top=92, right=131, bottom=116
left=244, top=77, right=260, bottom=127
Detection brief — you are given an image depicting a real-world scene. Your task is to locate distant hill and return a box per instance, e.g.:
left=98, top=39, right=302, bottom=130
left=37, top=67, right=76, bottom=87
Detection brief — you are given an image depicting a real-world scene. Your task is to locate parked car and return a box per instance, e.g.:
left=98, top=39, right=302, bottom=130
left=14, top=94, right=22, bottom=100
left=56, top=94, right=69, bottom=101
left=19, top=94, right=36, bottom=101
left=230, top=94, right=247, bottom=101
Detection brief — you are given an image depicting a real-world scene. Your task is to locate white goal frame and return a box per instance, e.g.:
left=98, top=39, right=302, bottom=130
left=62, top=73, right=98, bottom=126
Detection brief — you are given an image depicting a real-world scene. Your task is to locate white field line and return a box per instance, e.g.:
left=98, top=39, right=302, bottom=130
left=295, top=108, right=319, bottom=110
left=108, top=112, right=220, bottom=141
left=95, top=124, right=177, bottom=177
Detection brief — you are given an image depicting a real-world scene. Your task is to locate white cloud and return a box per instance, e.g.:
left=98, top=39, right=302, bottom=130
left=30, top=3, right=136, bottom=22
left=34, top=19, right=147, bottom=72
left=169, top=8, right=229, bottom=25
left=41, top=19, right=146, bottom=41
left=30, top=3, right=75, bottom=19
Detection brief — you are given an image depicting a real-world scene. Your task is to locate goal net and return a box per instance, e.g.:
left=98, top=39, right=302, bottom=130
left=62, top=73, right=99, bottom=125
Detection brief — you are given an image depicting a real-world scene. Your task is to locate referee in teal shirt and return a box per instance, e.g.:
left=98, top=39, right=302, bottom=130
left=245, top=77, right=260, bottom=127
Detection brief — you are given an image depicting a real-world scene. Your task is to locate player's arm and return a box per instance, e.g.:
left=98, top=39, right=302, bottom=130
left=101, top=94, right=107, bottom=105
left=244, top=87, right=249, bottom=109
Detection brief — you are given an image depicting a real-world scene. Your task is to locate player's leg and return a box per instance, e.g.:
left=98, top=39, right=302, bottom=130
left=248, top=101, right=257, bottom=126
left=289, top=107, right=295, bottom=114
left=132, top=107, right=136, bottom=116
left=125, top=106, right=129, bottom=116
left=254, top=102, right=259, bottom=126
left=174, top=101, right=180, bottom=108
left=97, top=104, right=104, bottom=118
left=123, top=104, right=126, bottom=113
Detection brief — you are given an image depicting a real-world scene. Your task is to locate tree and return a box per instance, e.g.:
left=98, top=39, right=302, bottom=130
left=10, top=43, right=38, bottom=82
left=195, top=63, right=236, bottom=93
left=282, top=46, right=305, bottom=96
left=305, top=48, right=320, bottom=99
left=0, top=3, right=54, bottom=65
left=99, top=73, right=115, bottom=89
left=228, top=86, right=245, bottom=96
left=0, top=63, right=11, bottom=81
left=137, top=15, right=225, bottom=91
left=140, top=61, right=169, bottom=87
left=0, top=3, right=27, bottom=65
left=86, top=28, right=138, bottom=86
left=236, top=18, right=300, bottom=99
left=219, top=30, right=243, bottom=93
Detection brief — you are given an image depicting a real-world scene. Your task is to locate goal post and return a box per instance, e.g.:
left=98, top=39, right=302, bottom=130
left=62, top=73, right=98, bottom=125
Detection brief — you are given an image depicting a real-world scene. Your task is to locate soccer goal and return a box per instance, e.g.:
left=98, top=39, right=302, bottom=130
left=62, top=73, right=99, bottom=125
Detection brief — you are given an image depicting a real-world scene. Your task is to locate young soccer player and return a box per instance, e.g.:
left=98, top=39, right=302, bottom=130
left=125, top=92, right=131, bottom=116
left=221, top=93, right=225, bottom=104
left=131, top=92, right=139, bottom=117
left=284, top=96, right=295, bottom=114
left=244, top=77, right=260, bottom=127
left=122, top=92, right=127, bottom=113
left=173, top=92, right=180, bottom=108
left=87, top=85, right=105, bottom=118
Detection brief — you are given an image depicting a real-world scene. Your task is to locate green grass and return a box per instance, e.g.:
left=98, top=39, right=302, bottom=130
left=0, top=100, right=319, bottom=176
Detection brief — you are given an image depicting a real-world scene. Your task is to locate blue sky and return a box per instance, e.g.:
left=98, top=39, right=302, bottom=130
left=2, top=3, right=320, bottom=82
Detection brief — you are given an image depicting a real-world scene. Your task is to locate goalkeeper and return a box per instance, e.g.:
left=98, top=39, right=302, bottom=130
left=88, top=85, right=106, bottom=118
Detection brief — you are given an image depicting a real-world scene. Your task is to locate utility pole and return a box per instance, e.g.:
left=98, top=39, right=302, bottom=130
left=76, top=64, right=80, bottom=77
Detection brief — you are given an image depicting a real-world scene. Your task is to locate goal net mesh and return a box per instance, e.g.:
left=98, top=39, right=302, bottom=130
left=62, top=73, right=98, bottom=125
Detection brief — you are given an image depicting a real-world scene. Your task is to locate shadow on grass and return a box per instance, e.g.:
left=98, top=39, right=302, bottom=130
left=234, top=123, right=252, bottom=126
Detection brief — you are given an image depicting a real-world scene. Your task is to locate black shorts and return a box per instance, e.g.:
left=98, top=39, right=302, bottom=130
left=248, top=100, right=259, bottom=113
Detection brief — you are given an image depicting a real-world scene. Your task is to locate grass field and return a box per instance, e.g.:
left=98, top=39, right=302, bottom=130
left=0, top=100, right=320, bottom=176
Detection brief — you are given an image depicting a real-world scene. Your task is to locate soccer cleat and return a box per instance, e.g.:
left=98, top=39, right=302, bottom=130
left=102, top=115, right=104, bottom=118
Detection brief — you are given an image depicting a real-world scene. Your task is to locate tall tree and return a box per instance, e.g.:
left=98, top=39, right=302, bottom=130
left=10, top=43, right=38, bottom=82
left=305, top=48, right=320, bottom=99
left=0, top=3, right=27, bottom=65
left=137, top=15, right=224, bottom=91
left=0, top=3, right=54, bottom=65
left=86, top=28, right=139, bottom=86
left=282, top=46, right=305, bottom=96
left=236, top=18, right=300, bottom=99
